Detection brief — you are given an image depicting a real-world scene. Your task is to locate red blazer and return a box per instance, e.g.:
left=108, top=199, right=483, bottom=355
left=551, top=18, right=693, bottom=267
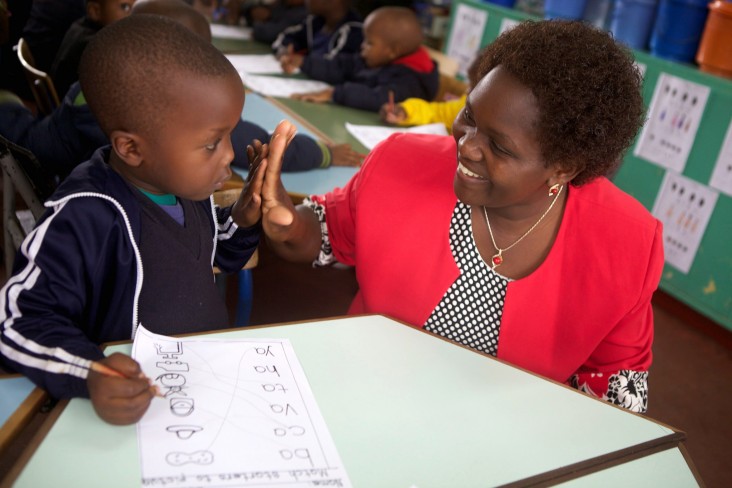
left=323, top=133, right=664, bottom=383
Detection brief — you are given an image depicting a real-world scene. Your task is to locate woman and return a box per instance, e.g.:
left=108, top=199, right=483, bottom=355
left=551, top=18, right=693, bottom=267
left=258, top=20, right=663, bottom=413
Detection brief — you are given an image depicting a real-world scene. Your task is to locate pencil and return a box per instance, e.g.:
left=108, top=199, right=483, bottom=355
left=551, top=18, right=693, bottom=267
left=90, top=361, right=164, bottom=397
left=388, top=90, right=395, bottom=114
left=90, top=361, right=127, bottom=378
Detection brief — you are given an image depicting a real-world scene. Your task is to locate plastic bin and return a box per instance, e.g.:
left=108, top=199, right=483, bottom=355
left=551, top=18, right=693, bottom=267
left=696, top=0, right=732, bottom=78
left=609, top=0, right=659, bottom=50
left=544, top=0, right=589, bottom=19
left=649, top=0, right=710, bottom=62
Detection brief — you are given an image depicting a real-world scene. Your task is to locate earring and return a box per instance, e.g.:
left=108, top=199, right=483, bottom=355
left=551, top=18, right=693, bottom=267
left=548, top=183, right=561, bottom=197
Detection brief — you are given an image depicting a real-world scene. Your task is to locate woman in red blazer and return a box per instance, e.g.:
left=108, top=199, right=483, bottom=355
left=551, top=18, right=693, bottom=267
left=259, top=20, right=663, bottom=413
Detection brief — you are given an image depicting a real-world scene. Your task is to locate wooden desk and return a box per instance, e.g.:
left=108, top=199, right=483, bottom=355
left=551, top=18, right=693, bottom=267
left=10, top=315, right=690, bottom=487
left=0, top=375, right=46, bottom=455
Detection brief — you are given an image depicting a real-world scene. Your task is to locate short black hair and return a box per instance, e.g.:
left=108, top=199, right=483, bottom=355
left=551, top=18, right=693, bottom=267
left=79, top=14, right=238, bottom=137
left=475, top=20, right=645, bottom=186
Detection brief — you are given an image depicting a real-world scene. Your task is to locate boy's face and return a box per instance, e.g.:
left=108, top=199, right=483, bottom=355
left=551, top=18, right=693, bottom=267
left=361, top=17, right=395, bottom=68
left=89, top=0, right=136, bottom=26
left=130, top=73, right=245, bottom=201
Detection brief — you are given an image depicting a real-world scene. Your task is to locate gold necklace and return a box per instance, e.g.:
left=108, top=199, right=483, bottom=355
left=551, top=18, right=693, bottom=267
left=482, top=185, right=563, bottom=270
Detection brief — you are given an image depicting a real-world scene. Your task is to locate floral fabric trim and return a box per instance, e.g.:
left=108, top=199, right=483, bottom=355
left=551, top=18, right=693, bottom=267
left=569, top=370, right=649, bottom=413
left=303, top=196, right=336, bottom=267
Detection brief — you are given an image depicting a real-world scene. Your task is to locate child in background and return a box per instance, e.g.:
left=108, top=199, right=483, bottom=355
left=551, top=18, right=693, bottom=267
left=21, top=0, right=86, bottom=73
left=0, top=14, right=291, bottom=425
left=0, top=0, right=362, bottom=180
left=288, top=6, right=438, bottom=112
left=272, top=0, right=362, bottom=61
left=51, top=0, right=135, bottom=97
left=231, top=0, right=307, bottom=45
left=378, top=50, right=482, bottom=133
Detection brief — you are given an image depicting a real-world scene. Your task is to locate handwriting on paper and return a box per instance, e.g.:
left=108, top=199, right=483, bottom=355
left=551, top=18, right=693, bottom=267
left=132, top=326, right=351, bottom=487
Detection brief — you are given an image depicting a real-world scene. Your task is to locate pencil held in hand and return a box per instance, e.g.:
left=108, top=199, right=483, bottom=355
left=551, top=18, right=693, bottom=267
left=91, top=361, right=127, bottom=378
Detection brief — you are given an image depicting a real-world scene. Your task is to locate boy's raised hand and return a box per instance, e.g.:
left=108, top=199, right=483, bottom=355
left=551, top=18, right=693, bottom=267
left=230, top=138, right=270, bottom=227
left=87, top=352, right=158, bottom=425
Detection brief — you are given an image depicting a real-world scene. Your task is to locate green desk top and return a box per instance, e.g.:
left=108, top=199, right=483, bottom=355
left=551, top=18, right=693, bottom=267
left=13, top=316, right=684, bottom=488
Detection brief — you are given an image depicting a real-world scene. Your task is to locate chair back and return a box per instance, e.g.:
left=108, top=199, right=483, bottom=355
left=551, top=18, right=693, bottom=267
left=0, top=136, right=58, bottom=276
left=15, top=38, right=61, bottom=116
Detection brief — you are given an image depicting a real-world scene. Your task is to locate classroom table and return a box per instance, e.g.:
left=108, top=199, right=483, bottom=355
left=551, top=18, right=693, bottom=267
left=0, top=375, right=46, bottom=455
left=9, top=315, right=697, bottom=487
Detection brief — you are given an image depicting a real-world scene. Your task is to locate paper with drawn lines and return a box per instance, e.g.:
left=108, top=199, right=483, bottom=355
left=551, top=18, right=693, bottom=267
left=132, top=325, right=350, bottom=487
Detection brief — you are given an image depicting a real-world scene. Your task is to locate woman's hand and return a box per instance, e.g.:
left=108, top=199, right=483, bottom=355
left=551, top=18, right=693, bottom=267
left=87, top=353, right=157, bottom=425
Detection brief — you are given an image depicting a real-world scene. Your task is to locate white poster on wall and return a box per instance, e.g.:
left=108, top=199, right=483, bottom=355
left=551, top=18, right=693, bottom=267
left=446, top=3, right=488, bottom=78
left=652, top=172, right=719, bottom=274
left=709, top=118, right=732, bottom=197
left=634, top=73, right=710, bottom=173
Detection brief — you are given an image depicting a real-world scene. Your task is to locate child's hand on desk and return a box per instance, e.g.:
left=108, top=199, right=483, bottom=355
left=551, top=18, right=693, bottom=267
left=329, top=142, right=365, bottom=167
left=87, top=353, right=157, bottom=425
left=280, top=45, right=304, bottom=74
left=291, top=88, right=334, bottom=104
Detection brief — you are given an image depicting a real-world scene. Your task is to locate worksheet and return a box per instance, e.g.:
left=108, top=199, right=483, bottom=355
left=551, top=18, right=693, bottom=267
left=132, top=326, right=351, bottom=488
left=652, top=171, right=719, bottom=274
left=226, top=54, right=284, bottom=75
left=634, top=73, right=710, bottom=173
left=211, top=24, right=253, bottom=41
left=345, top=122, right=448, bottom=150
left=239, top=73, right=332, bottom=98
left=709, top=118, right=732, bottom=197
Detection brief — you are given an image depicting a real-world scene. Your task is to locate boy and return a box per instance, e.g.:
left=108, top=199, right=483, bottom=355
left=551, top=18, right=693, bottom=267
left=50, top=0, right=135, bottom=96
left=272, top=0, right=362, bottom=61
left=0, top=0, right=361, bottom=180
left=0, top=14, right=293, bottom=425
left=287, top=6, right=439, bottom=112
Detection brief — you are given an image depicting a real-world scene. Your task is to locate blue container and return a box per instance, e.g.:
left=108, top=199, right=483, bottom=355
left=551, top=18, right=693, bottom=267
left=610, top=0, right=659, bottom=50
left=483, top=0, right=517, bottom=7
left=544, top=0, right=589, bottom=19
left=649, top=0, right=710, bottom=62
left=583, top=0, right=614, bottom=29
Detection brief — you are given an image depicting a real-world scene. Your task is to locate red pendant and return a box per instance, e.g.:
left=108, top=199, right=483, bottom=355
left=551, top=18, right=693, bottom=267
left=492, top=254, right=503, bottom=267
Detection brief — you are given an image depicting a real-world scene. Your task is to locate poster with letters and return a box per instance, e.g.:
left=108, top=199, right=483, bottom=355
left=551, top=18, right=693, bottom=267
left=446, top=3, right=488, bottom=78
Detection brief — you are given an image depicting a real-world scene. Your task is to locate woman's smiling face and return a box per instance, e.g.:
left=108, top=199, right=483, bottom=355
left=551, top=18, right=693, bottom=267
left=452, top=65, right=557, bottom=212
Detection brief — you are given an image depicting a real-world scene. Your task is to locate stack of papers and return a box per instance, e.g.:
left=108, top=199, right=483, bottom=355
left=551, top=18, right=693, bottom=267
left=226, top=54, right=284, bottom=75
left=210, top=24, right=252, bottom=40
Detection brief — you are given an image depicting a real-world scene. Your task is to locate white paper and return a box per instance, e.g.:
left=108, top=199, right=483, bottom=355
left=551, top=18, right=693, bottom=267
left=652, top=172, right=719, bottom=274
left=226, top=54, right=284, bottom=75
left=345, top=122, right=448, bottom=150
left=239, top=73, right=332, bottom=98
left=634, top=73, right=710, bottom=173
left=445, top=4, right=488, bottom=79
left=709, top=118, right=732, bottom=197
left=133, top=325, right=351, bottom=488
left=211, top=24, right=252, bottom=40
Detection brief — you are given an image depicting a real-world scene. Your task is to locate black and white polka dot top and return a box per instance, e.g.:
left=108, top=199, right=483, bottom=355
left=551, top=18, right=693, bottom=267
left=423, top=201, right=510, bottom=357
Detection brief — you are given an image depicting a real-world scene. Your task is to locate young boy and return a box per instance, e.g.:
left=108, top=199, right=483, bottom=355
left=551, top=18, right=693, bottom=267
left=0, top=0, right=361, bottom=180
left=272, top=0, right=362, bottom=61
left=0, top=14, right=293, bottom=425
left=50, top=0, right=135, bottom=96
left=287, top=6, right=439, bottom=112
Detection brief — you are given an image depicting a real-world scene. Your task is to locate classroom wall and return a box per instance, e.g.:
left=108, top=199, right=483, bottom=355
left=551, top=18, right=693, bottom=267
left=444, top=0, right=732, bottom=332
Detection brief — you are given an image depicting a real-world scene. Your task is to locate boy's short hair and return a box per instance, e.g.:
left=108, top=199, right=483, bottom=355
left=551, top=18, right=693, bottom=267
left=78, top=14, right=238, bottom=137
left=369, top=7, right=423, bottom=57
left=475, top=20, right=645, bottom=185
